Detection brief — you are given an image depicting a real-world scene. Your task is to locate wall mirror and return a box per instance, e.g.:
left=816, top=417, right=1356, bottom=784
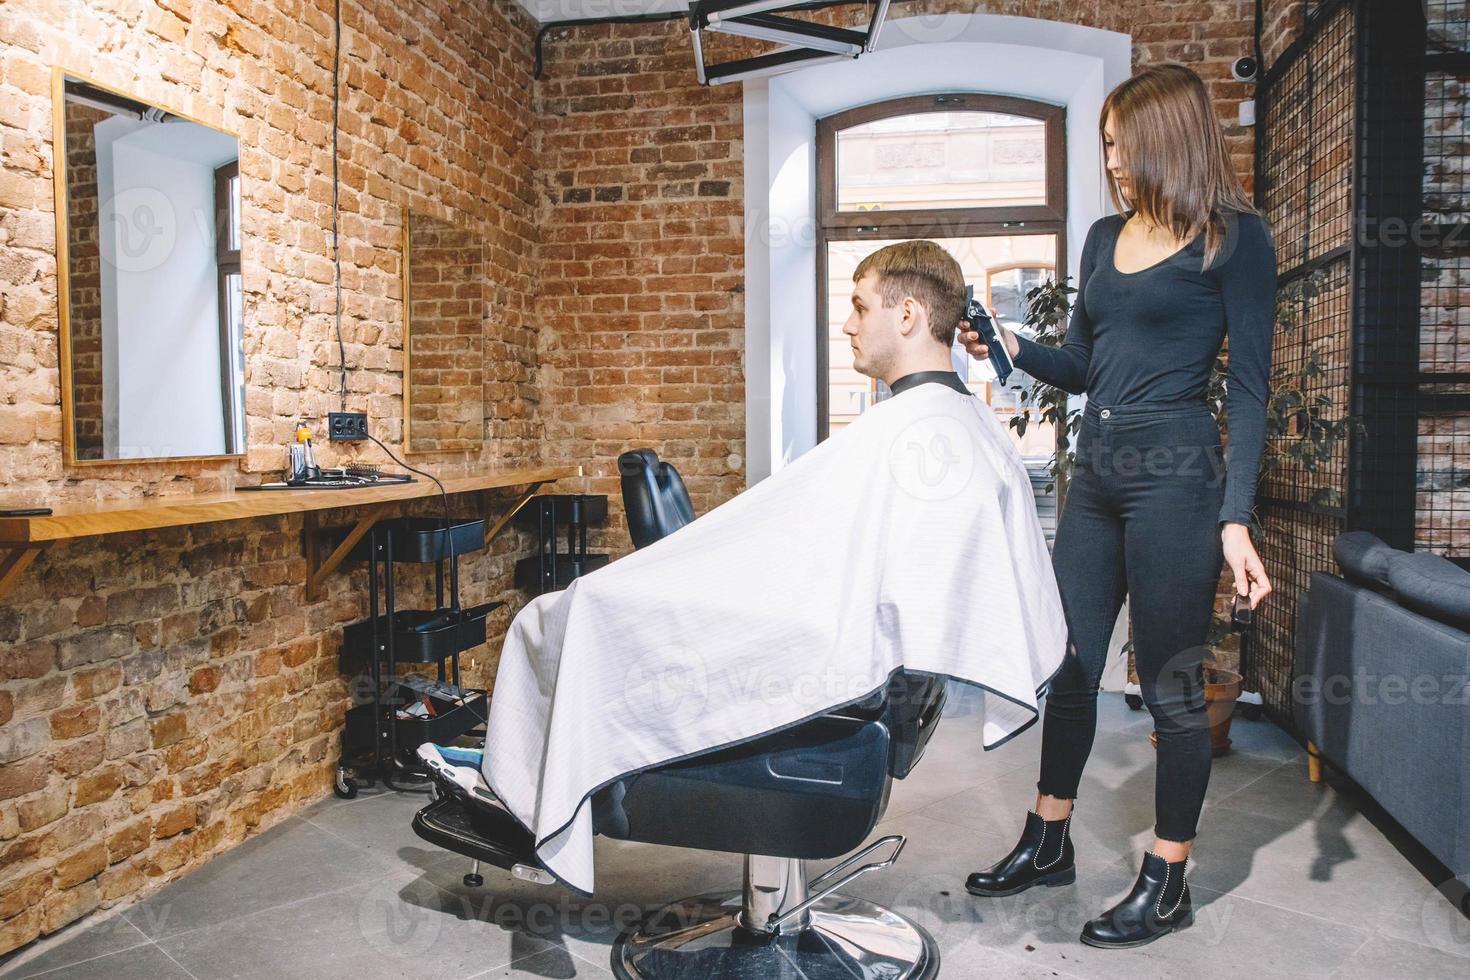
left=54, top=72, right=245, bottom=464
left=403, top=208, right=484, bottom=454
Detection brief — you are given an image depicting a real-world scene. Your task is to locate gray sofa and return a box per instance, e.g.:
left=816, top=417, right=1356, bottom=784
left=1293, top=531, right=1470, bottom=884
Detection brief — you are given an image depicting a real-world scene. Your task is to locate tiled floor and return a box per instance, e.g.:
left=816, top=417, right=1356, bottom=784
left=4, top=691, right=1467, bottom=979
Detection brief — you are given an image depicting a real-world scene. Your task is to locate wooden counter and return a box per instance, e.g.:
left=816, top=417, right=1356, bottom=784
left=0, top=464, right=583, bottom=602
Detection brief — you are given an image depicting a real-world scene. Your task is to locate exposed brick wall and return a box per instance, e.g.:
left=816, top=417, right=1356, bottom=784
left=62, top=103, right=108, bottom=461
left=1261, top=0, right=1308, bottom=71
left=534, top=18, right=748, bottom=552
left=0, top=0, right=543, bottom=956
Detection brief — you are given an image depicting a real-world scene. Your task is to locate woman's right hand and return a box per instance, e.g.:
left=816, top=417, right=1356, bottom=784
left=959, top=320, right=1020, bottom=361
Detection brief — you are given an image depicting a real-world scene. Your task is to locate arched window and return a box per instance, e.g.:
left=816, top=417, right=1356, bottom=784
left=817, top=93, right=1066, bottom=449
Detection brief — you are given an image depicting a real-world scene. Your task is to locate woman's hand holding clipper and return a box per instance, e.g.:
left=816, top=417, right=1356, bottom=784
left=960, top=319, right=1020, bottom=362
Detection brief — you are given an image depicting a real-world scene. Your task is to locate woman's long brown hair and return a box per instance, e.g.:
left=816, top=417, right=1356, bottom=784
left=1101, top=63, right=1260, bottom=269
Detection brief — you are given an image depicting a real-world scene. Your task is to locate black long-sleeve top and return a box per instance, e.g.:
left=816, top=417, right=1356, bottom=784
left=1013, top=210, right=1277, bottom=527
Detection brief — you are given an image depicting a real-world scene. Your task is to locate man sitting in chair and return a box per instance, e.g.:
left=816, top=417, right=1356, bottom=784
left=425, top=241, right=1066, bottom=897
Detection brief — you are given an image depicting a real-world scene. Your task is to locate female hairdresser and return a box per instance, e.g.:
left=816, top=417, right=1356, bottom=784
left=960, top=63, right=1276, bottom=949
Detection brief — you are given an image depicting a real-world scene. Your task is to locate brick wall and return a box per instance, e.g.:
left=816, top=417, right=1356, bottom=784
left=533, top=17, right=748, bottom=548
left=1261, top=0, right=1308, bottom=70
left=0, top=0, right=542, bottom=956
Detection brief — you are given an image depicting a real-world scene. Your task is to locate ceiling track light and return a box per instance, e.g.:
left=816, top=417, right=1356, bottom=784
left=688, top=0, right=891, bottom=85
left=708, top=13, right=865, bottom=57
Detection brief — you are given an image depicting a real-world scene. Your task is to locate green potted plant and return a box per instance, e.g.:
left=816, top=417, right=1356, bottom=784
left=1005, top=278, right=1083, bottom=508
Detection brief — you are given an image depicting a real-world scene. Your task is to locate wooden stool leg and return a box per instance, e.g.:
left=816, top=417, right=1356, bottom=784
left=1306, top=740, right=1322, bottom=783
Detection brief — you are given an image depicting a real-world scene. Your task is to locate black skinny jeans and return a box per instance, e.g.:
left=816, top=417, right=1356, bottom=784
left=1037, top=399, right=1226, bottom=843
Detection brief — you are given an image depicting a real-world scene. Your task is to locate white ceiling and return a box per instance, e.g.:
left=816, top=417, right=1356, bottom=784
left=517, top=0, right=693, bottom=24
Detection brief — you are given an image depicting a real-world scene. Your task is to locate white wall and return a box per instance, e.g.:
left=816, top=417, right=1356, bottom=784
left=95, top=117, right=237, bottom=459
left=743, top=13, right=1133, bottom=485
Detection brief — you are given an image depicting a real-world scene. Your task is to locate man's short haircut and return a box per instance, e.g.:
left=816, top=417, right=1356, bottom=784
left=853, top=241, right=967, bottom=347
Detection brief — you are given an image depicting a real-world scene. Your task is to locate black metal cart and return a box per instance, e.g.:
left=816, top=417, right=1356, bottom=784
left=333, top=516, right=500, bottom=798
left=333, top=496, right=610, bottom=797
left=514, top=493, right=610, bottom=595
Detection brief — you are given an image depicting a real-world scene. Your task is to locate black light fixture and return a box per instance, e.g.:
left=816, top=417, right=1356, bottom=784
left=690, top=0, right=891, bottom=85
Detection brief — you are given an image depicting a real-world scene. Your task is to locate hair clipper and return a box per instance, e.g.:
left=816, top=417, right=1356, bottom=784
left=965, top=285, right=1014, bottom=386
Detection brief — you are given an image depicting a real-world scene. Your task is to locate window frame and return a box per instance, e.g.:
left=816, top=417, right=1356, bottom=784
left=815, top=93, right=1068, bottom=441
left=214, top=160, right=242, bottom=453
left=985, top=261, right=1058, bottom=322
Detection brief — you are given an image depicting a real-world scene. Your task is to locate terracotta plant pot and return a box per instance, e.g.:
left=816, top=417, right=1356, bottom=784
left=1148, top=666, right=1243, bottom=758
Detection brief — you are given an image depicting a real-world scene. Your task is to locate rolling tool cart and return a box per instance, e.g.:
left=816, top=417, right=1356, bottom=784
left=513, top=493, right=610, bottom=596
left=334, top=516, right=501, bottom=798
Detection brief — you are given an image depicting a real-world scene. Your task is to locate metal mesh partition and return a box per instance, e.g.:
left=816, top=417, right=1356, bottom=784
left=1261, top=263, right=1353, bottom=509
left=1250, top=0, right=1355, bottom=723
left=1253, top=510, right=1344, bottom=714
left=1418, top=0, right=1470, bottom=557
left=1251, top=0, right=1469, bottom=724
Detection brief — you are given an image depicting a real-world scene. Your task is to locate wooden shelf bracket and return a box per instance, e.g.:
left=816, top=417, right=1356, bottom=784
left=304, top=504, right=391, bottom=602
left=484, top=481, right=546, bottom=543
left=0, top=545, right=47, bottom=603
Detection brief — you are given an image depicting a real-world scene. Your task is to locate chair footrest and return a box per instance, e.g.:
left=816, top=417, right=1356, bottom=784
left=412, top=794, right=541, bottom=874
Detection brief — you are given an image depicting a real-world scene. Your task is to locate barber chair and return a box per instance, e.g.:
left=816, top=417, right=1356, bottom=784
left=618, top=448, right=695, bottom=549
left=412, top=449, right=946, bottom=979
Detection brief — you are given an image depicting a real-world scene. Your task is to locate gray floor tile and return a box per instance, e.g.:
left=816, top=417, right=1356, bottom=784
left=123, top=816, right=391, bottom=940
left=840, top=810, right=1013, bottom=906
left=917, top=760, right=1159, bottom=869
left=18, top=704, right=1458, bottom=980
left=1210, top=757, right=1359, bottom=825
left=915, top=776, right=1146, bottom=874
left=1331, top=931, right=1470, bottom=978
left=940, top=945, right=1091, bottom=979
left=304, top=788, right=460, bottom=878
left=4, top=943, right=195, bottom=980
left=992, top=858, right=1373, bottom=980
left=158, top=872, right=555, bottom=980
left=1219, top=713, right=1307, bottom=763
left=0, top=914, right=150, bottom=979
left=1373, top=877, right=1470, bottom=962
left=1199, top=753, right=1293, bottom=808
left=472, top=945, right=613, bottom=979
left=424, top=834, right=740, bottom=972
left=1091, top=691, right=1156, bottom=735
left=1187, top=806, right=1433, bottom=930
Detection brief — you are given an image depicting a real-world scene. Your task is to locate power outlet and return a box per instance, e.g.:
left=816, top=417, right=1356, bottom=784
left=328, top=412, right=369, bottom=442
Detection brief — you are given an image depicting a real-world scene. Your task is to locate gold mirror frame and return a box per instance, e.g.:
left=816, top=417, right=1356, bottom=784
left=52, top=67, right=246, bottom=468
left=401, top=206, right=485, bottom=455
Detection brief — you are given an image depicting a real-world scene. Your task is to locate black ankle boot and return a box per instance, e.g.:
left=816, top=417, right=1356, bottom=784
left=1080, top=852, right=1193, bottom=948
left=965, top=810, right=1076, bottom=897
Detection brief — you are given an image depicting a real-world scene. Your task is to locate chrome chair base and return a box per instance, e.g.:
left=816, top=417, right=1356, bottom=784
left=611, top=891, right=940, bottom=980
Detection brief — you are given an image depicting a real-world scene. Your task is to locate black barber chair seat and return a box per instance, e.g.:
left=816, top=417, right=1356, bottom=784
left=413, top=448, right=944, bottom=979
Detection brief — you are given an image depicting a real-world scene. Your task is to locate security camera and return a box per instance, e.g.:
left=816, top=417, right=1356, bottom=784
left=1232, top=56, right=1259, bottom=82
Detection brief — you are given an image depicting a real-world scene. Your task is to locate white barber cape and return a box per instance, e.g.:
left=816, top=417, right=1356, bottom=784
left=482, top=377, right=1067, bottom=895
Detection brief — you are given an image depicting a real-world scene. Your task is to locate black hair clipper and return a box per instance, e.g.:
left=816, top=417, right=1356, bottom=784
left=1230, top=593, right=1253, bottom=633
left=964, top=285, right=1014, bottom=386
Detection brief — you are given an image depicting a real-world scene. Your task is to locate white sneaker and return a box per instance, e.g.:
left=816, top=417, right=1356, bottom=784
left=417, top=743, right=496, bottom=803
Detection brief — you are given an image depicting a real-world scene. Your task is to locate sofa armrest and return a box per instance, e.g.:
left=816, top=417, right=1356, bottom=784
left=1294, top=571, right=1470, bottom=875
